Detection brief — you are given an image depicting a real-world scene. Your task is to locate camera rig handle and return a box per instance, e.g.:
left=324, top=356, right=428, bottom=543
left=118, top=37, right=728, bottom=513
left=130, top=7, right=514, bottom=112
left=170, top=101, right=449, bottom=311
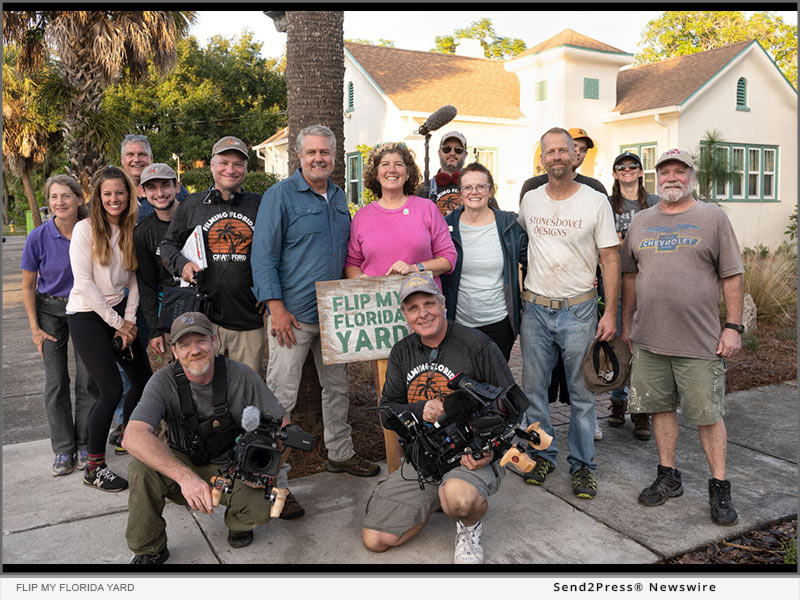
left=498, top=422, right=554, bottom=474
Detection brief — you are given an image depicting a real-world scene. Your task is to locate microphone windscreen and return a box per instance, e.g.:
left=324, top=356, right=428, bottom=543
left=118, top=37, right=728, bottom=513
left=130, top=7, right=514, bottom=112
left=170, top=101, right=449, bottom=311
left=241, top=405, right=261, bottom=432
left=421, top=105, right=457, bottom=133
left=442, top=390, right=477, bottom=426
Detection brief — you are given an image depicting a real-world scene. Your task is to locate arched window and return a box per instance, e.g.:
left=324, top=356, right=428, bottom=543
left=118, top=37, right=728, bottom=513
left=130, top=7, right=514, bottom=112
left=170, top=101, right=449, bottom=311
left=736, top=77, right=749, bottom=111
left=347, top=81, right=354, bottom=112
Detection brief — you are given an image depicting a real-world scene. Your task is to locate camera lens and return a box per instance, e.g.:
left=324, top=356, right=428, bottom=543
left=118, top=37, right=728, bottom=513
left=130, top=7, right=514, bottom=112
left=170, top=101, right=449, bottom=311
left=245, top=446, right=277, bottom=472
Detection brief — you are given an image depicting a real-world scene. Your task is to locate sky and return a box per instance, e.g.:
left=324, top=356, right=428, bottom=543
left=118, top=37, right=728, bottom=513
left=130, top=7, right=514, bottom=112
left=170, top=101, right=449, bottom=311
left=189, top=9, right=799, bottom=60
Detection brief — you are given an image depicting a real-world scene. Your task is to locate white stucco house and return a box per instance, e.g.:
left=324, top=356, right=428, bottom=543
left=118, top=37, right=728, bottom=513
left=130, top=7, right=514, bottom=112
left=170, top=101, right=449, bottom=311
left=255, top=29, right=797, bottom=249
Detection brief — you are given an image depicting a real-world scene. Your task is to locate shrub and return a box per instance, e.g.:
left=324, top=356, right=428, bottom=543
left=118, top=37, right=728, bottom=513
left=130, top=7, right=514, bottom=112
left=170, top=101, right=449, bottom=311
left=786, top=206, right=797, bottom=241
left=243, top=171, right=281, bottom=196
left=742, top=250, right=797, bottom=324
left=178, top=169, right=281, bottom=196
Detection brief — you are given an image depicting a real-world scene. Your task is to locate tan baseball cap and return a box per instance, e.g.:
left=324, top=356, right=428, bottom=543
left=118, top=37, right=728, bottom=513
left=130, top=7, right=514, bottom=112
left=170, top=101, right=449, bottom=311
left=439, top=131, right=466, bottom=149
left=398, top=272, right=441, bottom=304
left=568, top=127, right=594, bottom=149
left=212, top=136, right=249, bottom=159
left=140, top=162, right=177, bottom=186
left=655, top=148, right=695, bottom=170
left=170, top=312, right=214, bottom=344
left=581, top=337, right=632, bottom=394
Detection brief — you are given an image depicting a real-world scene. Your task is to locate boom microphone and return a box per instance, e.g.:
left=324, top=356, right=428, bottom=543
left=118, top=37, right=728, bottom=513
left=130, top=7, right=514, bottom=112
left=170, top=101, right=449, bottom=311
left=435, top=390, right=478, bottom=428
left=416, top=105, right=457, bottom=136
left=241, top=405, right=261, bottom=433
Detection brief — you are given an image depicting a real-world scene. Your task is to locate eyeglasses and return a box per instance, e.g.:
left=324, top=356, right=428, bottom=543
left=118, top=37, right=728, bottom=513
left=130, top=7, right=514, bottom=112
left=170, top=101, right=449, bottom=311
left=461, top=184, right=490, bottom=194
left=441, top=145, right=465, bottom=155
left=615, top=164, right=641, bottom=172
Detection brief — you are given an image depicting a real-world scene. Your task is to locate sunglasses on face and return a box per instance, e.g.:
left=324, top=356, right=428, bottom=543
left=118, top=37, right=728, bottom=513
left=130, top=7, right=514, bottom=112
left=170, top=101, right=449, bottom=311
left=615, top=164, right=641, bottom=172
left=441, top=145, right=465, bottom=155
left=461, top=184, right=490, bottom=194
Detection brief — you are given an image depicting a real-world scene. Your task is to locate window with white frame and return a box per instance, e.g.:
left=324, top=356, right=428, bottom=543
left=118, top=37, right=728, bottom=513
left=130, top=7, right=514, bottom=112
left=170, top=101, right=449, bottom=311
left=700, top=142, right=778, bottom=201
left=620, top=143, right=657, bottom=193
left=469, top=147, right=497, bottom=178
left=346, top=152, right=362, bottom=204
left=763, top=148, right=776, bottom=199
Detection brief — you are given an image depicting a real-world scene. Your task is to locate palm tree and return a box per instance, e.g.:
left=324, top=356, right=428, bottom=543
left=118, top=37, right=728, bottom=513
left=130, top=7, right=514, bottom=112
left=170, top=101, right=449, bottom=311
left=695, top=129, right=731, bottom=202
left=3, top=11, right=196, bottom=198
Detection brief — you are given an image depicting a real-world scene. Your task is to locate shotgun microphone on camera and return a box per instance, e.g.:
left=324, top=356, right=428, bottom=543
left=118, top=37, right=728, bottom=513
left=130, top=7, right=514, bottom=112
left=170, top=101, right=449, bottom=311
left=416, top=105, right=458, bottom=136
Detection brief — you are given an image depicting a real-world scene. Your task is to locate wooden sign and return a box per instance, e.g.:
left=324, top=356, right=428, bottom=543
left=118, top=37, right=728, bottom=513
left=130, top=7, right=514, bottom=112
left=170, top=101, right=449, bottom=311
left=316, top=275, right=411, bottom=365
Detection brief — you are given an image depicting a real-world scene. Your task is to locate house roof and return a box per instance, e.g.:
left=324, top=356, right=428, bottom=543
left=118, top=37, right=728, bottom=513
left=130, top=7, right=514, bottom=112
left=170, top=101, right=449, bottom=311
left=511, top=28, right=629, bottom=60
left=613, top=40, right=754, bottom=114
left=255, top=126, right=287, bottom=148
left=345, top=42, right=523, bottom=120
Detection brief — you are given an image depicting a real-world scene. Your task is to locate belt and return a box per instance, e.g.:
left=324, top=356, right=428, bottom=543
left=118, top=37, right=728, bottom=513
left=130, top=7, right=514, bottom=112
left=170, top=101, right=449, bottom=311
left=37, top=292, right=68, bottom=302
left=521, top=289, right=596, bottom=310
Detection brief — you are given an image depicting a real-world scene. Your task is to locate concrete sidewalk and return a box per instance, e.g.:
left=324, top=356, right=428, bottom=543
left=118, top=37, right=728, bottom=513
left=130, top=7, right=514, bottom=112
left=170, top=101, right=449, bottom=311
left=2, top=381, right=796, bottom=566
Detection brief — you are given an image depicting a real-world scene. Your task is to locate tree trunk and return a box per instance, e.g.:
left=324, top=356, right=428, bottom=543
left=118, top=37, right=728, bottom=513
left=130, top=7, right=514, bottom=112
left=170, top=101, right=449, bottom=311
left=284, top=11, right=346, bottom=413
left=285, top=11, right=345, bottom=188
left=3, top=178, right=10, bottom=226
left=20, top=169, right=42, bottom=229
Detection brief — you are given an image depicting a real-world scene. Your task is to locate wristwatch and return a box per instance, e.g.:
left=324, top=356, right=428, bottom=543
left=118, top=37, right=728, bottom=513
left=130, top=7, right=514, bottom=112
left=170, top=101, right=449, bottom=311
left=416, top=262, right=425, bottom=272
left=724, top=322, right=745, bottom=334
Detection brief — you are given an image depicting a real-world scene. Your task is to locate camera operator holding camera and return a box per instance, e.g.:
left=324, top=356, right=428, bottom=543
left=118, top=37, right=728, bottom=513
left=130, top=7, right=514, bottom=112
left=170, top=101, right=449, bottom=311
left=122, top=312, right=288, bottom=565
left=361, top=273, right=517, bottom=564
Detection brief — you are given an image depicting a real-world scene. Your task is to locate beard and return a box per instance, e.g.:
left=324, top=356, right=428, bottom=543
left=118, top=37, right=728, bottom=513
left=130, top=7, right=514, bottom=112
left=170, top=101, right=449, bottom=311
left=658, top=182, right=690, bottom=203
left=183, top=353, right=213, bottom=377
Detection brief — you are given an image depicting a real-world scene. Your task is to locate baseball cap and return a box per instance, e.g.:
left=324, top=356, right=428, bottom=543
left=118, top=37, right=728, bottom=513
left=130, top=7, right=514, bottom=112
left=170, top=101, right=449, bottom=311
left=398, top=272, right=441, bottom=304
left=212, top=136, right=249, bottom=159
left=613, top=151, right=643, bottom=169
left=581, top=337, right=632, bottom=394
left=439, top=131, right=466, bottom=149
left=170, top=312, right=215, bottom=344
left=568, top=127, right=594, bottom=149
left=655, top=148, right=694, bottom=170
left=139, top=162, right=177, bottom=186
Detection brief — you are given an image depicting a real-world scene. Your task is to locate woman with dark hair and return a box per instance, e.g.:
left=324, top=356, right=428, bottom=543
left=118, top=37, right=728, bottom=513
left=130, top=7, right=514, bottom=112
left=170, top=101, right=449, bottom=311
left=345, top=142, right=456, bottom=287
left=66, top=166, right=152, bottom=491
left=440, top=163, right=527, bottom=361
left=21, top=175, right=98, bottom=476
left=607, top=152, right=658, bottom=439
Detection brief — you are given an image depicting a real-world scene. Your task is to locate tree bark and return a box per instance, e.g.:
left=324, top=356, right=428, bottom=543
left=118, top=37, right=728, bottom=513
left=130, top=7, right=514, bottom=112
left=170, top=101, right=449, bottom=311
left=20, top=169, right=42, bottom=229
left=3, top=178, right=10, bottom=226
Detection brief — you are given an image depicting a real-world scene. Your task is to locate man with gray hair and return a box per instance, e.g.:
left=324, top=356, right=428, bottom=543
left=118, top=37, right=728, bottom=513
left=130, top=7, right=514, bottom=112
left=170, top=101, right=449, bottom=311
left=252, top=124, right=380, bottom=497
left=621, top=148, right=744, bottom=526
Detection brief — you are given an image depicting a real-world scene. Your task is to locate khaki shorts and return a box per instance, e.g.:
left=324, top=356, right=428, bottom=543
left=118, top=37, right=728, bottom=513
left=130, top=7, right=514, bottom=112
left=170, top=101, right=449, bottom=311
left=363, top=461, right=503, bottom=537
left=629, top=345, right=727, bottom=426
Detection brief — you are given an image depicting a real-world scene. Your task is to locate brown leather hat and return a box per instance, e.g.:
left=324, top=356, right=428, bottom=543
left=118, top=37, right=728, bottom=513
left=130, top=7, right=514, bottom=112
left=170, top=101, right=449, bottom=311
left=581, top=337, right=632, bottom=393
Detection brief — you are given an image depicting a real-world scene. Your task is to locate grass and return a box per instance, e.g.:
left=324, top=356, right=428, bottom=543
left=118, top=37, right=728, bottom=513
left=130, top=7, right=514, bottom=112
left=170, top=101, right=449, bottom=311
left=742, top=249, right=797, bottom=324
left=782, top=535, right=797, bottom=565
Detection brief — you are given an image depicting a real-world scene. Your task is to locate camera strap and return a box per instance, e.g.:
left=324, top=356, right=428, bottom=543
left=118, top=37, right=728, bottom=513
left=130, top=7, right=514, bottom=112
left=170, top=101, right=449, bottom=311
left=172, top=355, right=229, bottom=430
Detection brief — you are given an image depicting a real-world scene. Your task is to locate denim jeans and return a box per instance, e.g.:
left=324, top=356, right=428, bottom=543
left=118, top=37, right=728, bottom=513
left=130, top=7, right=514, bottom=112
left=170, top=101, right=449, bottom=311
left=520, top=297, right=598, bottom=473
left=37, top=294, right=97, bottom=454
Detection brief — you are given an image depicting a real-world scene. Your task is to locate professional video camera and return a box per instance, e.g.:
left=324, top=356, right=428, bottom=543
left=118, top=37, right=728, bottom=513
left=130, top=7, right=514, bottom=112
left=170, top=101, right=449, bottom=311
left=377, top=373, right=552, bottom=488
left=210, top=406, right=315, bottom=511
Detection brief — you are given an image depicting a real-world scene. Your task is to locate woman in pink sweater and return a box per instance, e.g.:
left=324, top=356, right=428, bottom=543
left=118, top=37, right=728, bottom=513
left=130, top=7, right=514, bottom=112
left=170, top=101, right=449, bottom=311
left=66, top=166, right=152, bottom=492
left=344, top=142, right=456, bottom=288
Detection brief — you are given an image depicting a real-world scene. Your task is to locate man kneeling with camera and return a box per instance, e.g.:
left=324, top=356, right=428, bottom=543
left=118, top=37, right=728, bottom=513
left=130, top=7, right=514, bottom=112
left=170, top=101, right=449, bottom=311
left=123, top=312, right=289, bottom=565
left=362, top=274, right=520, bottom=564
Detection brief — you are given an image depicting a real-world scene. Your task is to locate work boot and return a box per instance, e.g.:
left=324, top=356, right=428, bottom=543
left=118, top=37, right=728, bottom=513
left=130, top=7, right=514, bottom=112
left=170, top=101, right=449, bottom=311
left=631, top=413, right=651, bottom=441
left=708, top=478, right=738, bottom=525
left=326, top=452, right=380, bottom=477
left=608, top=396, right=626, bottom=427
left=639, top=464, right=683, bottom=506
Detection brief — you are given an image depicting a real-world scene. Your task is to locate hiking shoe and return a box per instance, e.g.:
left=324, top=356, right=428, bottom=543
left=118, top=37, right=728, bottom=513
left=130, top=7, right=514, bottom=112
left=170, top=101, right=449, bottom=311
left=52, top=453, right=75, bottom=477
left=279, top=490, right=305, bottom=520
left=572, top=467, right=597, bottom=499
left=75, top=450, right=89, bottom=471
left=594, top=420, right=603, bottom=441
left=708, top=478, right=738, bottom=526
left=114, top=433, right=128, bottom=455
left=108, top=423, right=123, bottom=446
left=227, top=529, right=254, bottom=548
left=131, top=547, right=169, bottom=565
left=524, top=456, right=554, bottom=485
left=326, top=453, right=380, bottom=477
left=638, top=465, right=683, bottom=507
left=83, top=465, right=128, bottom=492
left=454, top=520, right=484, bottom=564
left=632, top=413, right=651, bottom=441
left=608, top=396, right=627, bottom=427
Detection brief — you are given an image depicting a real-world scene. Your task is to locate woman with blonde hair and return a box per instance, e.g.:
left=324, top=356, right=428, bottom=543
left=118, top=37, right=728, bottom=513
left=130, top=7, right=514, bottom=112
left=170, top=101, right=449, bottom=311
left=21, top=175, right=98, bottom=476
left=67, top=166, right=152, bottom=492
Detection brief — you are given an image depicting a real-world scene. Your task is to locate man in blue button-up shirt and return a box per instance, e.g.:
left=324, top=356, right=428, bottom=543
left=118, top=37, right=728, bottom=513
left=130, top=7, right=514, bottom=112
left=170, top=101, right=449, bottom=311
left=252, top=125, right=380, bottom=501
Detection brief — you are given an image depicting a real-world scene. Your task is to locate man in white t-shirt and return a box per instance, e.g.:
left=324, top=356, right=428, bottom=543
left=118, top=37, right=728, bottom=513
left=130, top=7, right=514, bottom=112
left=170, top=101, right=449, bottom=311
left=517, top=127, right=620, bottom=499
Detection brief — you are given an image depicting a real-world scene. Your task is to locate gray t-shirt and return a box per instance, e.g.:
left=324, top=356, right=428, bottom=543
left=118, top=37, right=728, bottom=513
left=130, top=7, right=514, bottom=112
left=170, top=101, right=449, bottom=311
left=614, top=194, right=659, bottom=238
left=131, top=357, right=285, bottom=457
left=620, top=201, right=744, bottom=360
left=456, top=222, right=507, bottom=327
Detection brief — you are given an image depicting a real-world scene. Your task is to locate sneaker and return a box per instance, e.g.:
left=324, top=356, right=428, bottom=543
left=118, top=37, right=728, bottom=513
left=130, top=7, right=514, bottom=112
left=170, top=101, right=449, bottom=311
left=638, top=465, right=683, bottom=507
left=631, top=413, right=651, bottom=441
left=83, top=465, right=128, bottom=492
left=572, top=467, right=597, bottom=499
left=326, top=453, right=380, bottom=477
left=114, top=442, right=128, bottom=456
left=454, top=520, right=484, bottom=564
left=227, top=529, right=254, bottom=548
left=279, top=490, right=305, bottom=520
left=708, top=478, right=738, bottom=526
left=131, top=547, right=169, bottom=565
left=108, top=423, right=123, bottom=446
left=523, top=456, right=554, bottom=486
left=594, top=420, right=603, bottom=441
left=75, top=450, right=89, bottom=471
left=52, top=453, right=75, bottom=477
left=608, top=396, right=627, bottom=427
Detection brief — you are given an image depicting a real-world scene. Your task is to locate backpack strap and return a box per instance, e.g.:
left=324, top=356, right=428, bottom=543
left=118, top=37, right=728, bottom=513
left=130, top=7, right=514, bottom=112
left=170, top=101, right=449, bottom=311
left=210, top=355, right=228, bottom=416
left=171, top=360, right=199, bottom=432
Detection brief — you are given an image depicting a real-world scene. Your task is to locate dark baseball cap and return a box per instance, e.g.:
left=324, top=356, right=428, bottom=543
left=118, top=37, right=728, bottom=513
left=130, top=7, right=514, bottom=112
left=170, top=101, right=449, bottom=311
left=613, top=152, right=643, bottom=169
left=170, top=312, right=215, bottom=344
left=581, top=337, right=632, bottom=394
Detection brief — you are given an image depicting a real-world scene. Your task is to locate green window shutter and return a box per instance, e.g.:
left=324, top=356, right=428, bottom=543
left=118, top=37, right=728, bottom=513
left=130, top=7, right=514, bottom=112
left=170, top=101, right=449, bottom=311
left=535, top=80, right=547, bottom=102
left=583, top=77, right=599, bottom=100
left=347, top=82, right=354, bottom=111
left=736, top=77, right=748, bottom=110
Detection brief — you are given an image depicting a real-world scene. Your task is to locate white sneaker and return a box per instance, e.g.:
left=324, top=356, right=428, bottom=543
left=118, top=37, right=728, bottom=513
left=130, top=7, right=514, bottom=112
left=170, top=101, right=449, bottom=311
left=454, top=520, right=484, bottom=564
left=594, top=420, right=603, bottom=441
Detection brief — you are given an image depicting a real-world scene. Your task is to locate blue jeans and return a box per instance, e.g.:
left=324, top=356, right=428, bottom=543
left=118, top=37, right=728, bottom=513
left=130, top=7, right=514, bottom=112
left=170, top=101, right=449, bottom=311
left=520, top=297, right=598, bottom=473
